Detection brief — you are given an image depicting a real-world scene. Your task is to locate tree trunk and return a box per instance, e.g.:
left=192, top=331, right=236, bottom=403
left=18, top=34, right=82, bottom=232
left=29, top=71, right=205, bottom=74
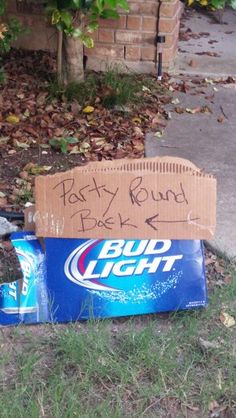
left=57, top=30, right=63, bottom=84
left=63, top=34, right=84, bottom=83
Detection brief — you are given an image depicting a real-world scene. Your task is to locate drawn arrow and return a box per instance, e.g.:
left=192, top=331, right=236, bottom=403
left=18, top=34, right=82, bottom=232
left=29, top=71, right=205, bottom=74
left=145, top=213, right=200, bottom=231
left=145, top=213, right=160, bottom=230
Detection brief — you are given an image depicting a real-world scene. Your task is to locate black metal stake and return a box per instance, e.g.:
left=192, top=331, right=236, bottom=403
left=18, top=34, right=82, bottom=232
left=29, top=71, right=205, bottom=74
left=156, top=35, right=165, bottom=81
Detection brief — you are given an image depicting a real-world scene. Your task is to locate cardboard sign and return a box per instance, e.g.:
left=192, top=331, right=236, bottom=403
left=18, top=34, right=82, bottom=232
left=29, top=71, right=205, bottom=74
left=35, top=157, right=216, bottom=240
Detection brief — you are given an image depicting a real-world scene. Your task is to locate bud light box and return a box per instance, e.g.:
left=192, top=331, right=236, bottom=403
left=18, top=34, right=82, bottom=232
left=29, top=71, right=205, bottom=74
left=0, top=233, right=207, bottom=325
left=0, top=232, right=48, bottom=326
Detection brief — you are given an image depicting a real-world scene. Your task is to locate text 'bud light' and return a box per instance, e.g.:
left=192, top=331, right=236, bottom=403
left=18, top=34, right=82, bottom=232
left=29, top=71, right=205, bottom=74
left=45, top=237, right=207, bottom=322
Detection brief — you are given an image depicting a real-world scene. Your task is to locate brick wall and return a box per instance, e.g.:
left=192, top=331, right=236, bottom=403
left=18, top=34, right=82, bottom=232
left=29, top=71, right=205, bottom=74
left=6, top=0, right=57, bottom=52
left=7, top=0, right=183, bottom=73
left=86, top=0, right=183, bottom=73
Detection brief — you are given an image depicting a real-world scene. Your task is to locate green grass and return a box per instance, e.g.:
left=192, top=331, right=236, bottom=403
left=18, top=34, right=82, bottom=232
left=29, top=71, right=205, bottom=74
left=100, top=66, right=142, bottom=109
left=0, top=270, right=235, bottom=417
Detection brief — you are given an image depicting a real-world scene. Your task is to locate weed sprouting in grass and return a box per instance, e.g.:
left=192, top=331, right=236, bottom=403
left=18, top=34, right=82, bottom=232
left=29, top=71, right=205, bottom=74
left=17, top=352, right=42, bottom=383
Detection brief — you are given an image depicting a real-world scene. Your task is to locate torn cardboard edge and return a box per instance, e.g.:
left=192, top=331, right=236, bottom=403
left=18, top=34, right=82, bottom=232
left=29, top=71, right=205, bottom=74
left=34, top=156, right=216, bottom=240
left=24, top=205, right=36, bottom=231
left=44, top=156, right=213, bottom=176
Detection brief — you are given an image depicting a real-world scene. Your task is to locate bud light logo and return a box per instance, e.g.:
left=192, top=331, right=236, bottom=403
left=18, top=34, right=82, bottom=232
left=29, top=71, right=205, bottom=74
left=64, top=239, right=183, bottom=292
left=0, top=250, right=34, bottom=314
left=15, top=250, right=34, bottom=296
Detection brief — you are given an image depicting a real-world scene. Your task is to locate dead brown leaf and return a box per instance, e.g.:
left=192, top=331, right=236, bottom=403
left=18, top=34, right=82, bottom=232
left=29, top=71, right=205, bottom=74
left=186, top=107, right=201, bottom=114
left=175, top=107, right=185, bottom=114
left=220, top=312, right=235, bottom=328
left=208, top=400, right=220, bottom=412
left=133, top=126, right=144, bottom=138
left=0, top=197, right=8, bottom=207
left=131, top=140, right=144, bottom=152
left=189, top=59, right=198, bottom=68
left=223, top=274, right=232, bottom=285
left=19, top=171, right=29, bottom=180
left=198, top=337, right=220, bottom=351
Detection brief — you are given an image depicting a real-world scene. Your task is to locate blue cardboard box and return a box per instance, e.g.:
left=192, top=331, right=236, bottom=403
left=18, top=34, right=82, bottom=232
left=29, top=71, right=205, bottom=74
left=0, top=233, right=207, bottom=325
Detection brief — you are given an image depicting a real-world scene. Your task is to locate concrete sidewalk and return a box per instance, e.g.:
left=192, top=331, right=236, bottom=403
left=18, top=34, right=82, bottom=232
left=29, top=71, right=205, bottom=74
left=174, top=7, right=236, bottom=78
left=146, top=82, right=236, bottom=259
left=146, top=8, right=236, bottom=259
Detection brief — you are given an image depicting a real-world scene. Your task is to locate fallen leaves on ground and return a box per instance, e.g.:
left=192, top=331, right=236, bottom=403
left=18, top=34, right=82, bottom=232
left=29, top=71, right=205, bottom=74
left=23, top=163, right=52, bottom=175
left=186, top=107, right=201, bottom=114
left=6, top=114, right=20, bottom=124
left=179, top=27, right=210, bottom=42
left=82, top=105, right=95, bottom=114
left=205, top=248, right=234, bottom=289
left=195, top=51, right=221, bottom=58
left=174, top=105, right=212, bottom=115
left=0, top=49, right=236, bottom=216
left=0, top=49, right=175, bottom=209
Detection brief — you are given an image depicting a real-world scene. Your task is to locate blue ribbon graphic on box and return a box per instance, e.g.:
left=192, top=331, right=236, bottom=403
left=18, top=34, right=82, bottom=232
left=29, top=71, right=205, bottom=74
left=0, top=233, right=207, bottom=325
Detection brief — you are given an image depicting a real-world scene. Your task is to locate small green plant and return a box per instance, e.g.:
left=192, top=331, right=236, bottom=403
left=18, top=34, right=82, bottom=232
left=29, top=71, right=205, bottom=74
left=101, top=66, right=142, bottom=108
left=63, top=66, right=146, bottom=109
left=47, top=77, right=65, bottom=100
left=0, top=0, right=26, bottom=80
left=45, top=0, right=129, bottom=83
left=0, top=18, right=24, bottom=54
left=47, top=65, right=169, bottom=112
left=49, top=136, right=79, bottom=154
left=15, top=187, right=34, bottom=205
left=46, top=0, right=129, bottom=47
left=65, top=74, right=98, bottom=106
